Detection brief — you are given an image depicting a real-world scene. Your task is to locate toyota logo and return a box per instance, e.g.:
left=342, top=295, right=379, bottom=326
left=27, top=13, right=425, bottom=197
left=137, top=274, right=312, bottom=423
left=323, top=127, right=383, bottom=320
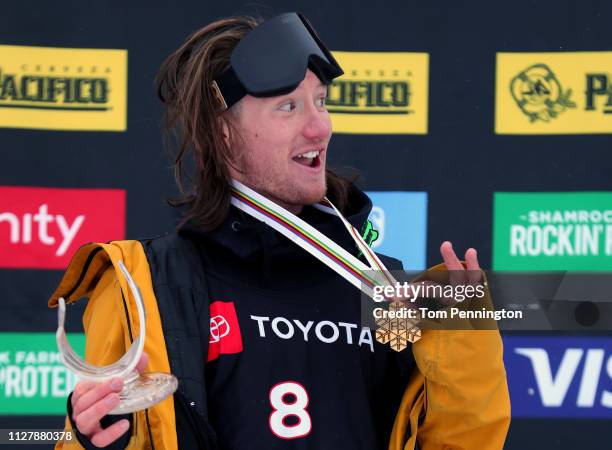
left=209, top=315, right=231, bottom=343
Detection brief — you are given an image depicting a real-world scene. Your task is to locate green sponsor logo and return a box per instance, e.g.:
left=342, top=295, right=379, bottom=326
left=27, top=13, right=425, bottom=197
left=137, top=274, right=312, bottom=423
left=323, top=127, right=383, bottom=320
left=357, top=219, right=379, bottom=259
left=510, top=64, right=576, bottom=123
left=0, top=332, right=84, bottom=414
left=493, top=192, right=612, bottom=270
left=361, top=219, right=380, bottom=248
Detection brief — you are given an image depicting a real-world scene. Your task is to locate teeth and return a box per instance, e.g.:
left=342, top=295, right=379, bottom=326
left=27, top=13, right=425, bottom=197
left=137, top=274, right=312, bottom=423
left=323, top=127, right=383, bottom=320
left=297, top=150, right=320, bottom=158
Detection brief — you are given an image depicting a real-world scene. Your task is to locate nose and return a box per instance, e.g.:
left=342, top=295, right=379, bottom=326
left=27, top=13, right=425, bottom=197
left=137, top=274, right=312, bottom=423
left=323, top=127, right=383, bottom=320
left=302, top=103, right=331, bottom=141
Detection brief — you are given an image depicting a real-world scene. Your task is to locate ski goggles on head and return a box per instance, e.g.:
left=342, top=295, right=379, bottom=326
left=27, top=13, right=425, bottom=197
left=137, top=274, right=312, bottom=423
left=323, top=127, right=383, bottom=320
left=212, top=12, right=344, bottom=110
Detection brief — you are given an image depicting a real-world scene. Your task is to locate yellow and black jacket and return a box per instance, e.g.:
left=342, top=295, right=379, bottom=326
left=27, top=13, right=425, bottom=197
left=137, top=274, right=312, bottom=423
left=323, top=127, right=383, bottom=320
left=49, top=189, right=510, bottom=450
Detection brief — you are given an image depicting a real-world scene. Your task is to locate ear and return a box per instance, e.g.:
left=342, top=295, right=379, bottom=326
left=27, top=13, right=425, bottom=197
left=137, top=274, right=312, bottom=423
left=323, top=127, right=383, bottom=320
left=220, top=116, right=231, bottom=148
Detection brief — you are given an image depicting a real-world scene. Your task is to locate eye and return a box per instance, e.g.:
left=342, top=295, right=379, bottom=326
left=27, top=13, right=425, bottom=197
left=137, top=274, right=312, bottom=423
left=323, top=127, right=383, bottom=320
left=317, top=95, right=327, bottom=108
left=278, top=101, right=296, bottom=112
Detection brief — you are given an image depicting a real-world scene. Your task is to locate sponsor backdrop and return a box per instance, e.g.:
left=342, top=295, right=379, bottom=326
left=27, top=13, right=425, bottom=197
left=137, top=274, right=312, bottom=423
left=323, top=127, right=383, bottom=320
left=0, top=1, right=610, bottom=448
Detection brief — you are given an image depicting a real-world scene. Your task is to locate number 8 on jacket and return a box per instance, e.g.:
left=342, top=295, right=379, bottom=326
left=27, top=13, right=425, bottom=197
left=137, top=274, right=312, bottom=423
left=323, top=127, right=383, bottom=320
left=269, top=381, right=312, bottom=439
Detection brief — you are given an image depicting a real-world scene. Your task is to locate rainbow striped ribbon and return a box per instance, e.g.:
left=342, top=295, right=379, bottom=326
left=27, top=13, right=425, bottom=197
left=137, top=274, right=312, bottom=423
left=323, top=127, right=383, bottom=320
left=230, top=180, right=398, bottom=300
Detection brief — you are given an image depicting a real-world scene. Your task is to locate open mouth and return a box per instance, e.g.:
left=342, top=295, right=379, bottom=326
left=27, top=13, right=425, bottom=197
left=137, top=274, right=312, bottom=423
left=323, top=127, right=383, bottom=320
left=292, top=149, right=322, bottom=168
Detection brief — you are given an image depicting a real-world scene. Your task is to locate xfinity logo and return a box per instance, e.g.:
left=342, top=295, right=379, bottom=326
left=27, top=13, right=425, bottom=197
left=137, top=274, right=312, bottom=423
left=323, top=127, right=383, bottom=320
left=0, top=186, right=125, bottom=269
left=504, top=336, right=612, bottom=417
left=0, top=204, right=84, bottom=257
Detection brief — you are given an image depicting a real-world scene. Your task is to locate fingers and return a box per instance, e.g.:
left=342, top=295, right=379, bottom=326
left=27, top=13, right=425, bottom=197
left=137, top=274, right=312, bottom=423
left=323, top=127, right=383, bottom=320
left=72, top=378, right=123, bottom=437
left=71, top=381, right=96, bottom=410
left=440, top=241, right=463, bottom=271
left=440, top=242, right=481, bottom=271
left=90, top=419, right=131, bottom=448
left=440, top=241, right=483, bottom=286
left=465, top=248, right=479, bottom=271
left=465, top=248, right=482, bottom=285
left=71, top=352, right=148, bottom=440
left=135, top=352, right=149, bottom=374
left=440, top=241, right=464, bottom=288
left=72, top=378, right=123, bottom=417
left=74, top=392, right=121, bottom=436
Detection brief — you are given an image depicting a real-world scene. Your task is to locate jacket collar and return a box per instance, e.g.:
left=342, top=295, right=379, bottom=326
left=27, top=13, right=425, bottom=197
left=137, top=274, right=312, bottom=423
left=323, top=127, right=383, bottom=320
left=180, top=183, right=373, bottom=262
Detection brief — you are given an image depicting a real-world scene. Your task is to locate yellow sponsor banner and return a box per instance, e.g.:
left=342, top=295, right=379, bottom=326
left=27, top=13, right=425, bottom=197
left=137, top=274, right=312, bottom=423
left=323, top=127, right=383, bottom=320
left=328, top=52, right=428, bottom=134
left=495, top=52, right=612, bottom=134
left=0, top=45, right=127, bottom=131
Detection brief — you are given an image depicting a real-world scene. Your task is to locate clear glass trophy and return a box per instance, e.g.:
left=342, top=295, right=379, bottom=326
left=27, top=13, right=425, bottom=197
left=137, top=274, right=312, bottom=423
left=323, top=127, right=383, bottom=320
left=56, top=260, right=178, bottom=414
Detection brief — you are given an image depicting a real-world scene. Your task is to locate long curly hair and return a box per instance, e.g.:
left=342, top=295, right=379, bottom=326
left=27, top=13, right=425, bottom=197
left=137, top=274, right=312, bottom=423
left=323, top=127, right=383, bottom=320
left=156, top=15, right=351, bottom=231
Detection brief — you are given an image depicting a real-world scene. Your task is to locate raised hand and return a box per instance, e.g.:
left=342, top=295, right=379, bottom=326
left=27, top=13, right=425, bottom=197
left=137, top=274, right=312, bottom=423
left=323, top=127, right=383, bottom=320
left=440, top=240, right=481, bottom=286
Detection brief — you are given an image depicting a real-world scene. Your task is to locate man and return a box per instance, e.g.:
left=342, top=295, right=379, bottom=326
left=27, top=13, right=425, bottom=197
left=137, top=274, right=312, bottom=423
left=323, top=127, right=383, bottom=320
left=50, top=13, right=510, bottom=449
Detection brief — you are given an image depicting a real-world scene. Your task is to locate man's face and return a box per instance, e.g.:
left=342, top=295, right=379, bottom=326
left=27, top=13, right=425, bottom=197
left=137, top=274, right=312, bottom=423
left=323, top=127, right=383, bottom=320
left=227, top=70, right=331, bottom=213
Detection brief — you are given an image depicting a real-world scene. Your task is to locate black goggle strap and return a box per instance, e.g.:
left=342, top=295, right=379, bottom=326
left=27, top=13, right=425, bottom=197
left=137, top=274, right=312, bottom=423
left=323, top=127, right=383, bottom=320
left=212, top=68, right=245, bottom=111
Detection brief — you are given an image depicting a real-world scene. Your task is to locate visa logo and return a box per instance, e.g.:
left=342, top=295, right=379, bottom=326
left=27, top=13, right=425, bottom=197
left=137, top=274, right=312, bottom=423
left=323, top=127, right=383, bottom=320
left=504, top=336, right=612, bottom=418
